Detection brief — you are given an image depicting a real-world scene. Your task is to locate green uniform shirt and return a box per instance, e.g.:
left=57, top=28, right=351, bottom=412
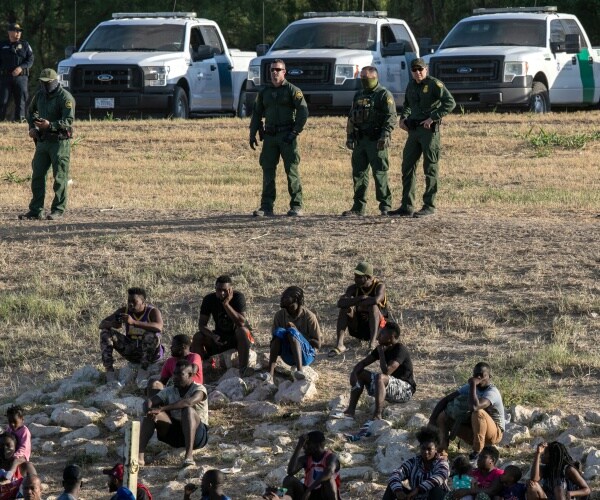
left=347, top=83, right=396, bottom=139
left=400, top=75, right=455, bottom=122
left=27, top=86, right=75, bottom=135
left=249, top=80, right=308, bottom=135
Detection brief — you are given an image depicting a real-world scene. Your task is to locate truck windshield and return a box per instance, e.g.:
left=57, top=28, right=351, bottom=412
left=81, top=24, right=186, bottom=52
left=272, top=22, right=377, bottom=51
left=440, top=19, right=546, bottom=49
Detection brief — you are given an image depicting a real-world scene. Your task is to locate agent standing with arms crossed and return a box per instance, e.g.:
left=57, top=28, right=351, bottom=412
left=0, top=23, right=33, bottom=122
left=249, top=59, right=308, bottom=217
left=19, top=69, right=75, bottom=221
left=390, top=58, right=455, bottom=218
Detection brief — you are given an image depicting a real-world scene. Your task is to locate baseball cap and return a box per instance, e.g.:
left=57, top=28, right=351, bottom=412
left=354, top=261, right=373, bottom=276
left=8, top=23, right=23, bottom=32
left=103, top=463, right=124, bottom=481
left=63, top=464, right=83, bottom=482
left=39, top=68, right=58, bottom=82
left=411, top=57, right=427, bottom=70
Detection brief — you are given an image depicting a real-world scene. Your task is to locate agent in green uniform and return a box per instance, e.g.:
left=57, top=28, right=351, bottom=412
left=343, top=66, right=396, bottom=216
left=390, top=58, right=455, bottom=218
left=249, top=59, right=308, bottom=217
left=20, top=68, right=75, bottom=221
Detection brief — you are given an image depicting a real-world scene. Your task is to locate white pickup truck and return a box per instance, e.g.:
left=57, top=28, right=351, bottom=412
left=425, top=6, right=600, bottom=113
left=57, top=12, right=255, bottom=118
left=245, top=11, right=419, bottom=113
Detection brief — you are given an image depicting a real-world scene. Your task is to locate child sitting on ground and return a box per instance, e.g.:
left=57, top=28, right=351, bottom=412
left=445, top=455, right=475, bottom=500
left=527, top=441, right=590, bottom=500
left=2, top=406, right=31, bottom=481
left=449, top=446, right=504, bottom=499
left=497, top=465, right=525, bottom=500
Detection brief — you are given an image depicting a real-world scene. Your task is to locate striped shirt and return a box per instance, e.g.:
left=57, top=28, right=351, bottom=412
left=388, top=455, right=450, bottom=494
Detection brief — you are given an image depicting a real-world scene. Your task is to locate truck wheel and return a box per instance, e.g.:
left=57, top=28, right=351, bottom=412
left=529, top=82, right=550, bottom=114
left=237, top=88, right=248, bottom=118
left=171, top=86, right=189, bottom=119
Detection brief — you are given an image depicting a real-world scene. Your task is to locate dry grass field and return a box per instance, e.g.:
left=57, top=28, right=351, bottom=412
left=0, top=111, right=599, bottom=498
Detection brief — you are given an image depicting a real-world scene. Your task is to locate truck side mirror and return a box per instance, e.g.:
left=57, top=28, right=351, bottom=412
left=256, top=44, right=269, bottom=56
left=381, top=41, right=405, bottom=57
left=564, top=33, right=581, bottom=54
left=65, top=46, right=77, bottom=58
left=193, top=45, right=214, bottom=61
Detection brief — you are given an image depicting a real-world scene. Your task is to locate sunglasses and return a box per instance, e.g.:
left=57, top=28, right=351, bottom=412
left=270, top=68, right=285, bottom=73
left=411, top=67, right=426, bottom=72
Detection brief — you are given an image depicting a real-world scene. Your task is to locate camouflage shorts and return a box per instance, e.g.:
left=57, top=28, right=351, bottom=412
left=100, top=328, right=163, bottom=370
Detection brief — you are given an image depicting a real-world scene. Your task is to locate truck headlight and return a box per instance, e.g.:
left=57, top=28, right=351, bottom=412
left=57, top=65, right=72, bottom=89
left=335, top=64, right=359, bottom=85
left=248, top=65, right=261, bottom=86
left=143, top=66, right=168, bottom=87
left=503, top=61, right=527, bottom=83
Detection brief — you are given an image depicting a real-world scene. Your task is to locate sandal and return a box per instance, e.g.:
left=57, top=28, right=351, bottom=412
left=328, top=347, right=346, bottom=358
left=330, top=411, right=354, bottom=420
left=182, top=458, right=195, bottom=467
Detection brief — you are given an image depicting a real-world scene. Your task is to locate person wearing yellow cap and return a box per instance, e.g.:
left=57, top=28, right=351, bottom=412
left=20, top=68, right=75, bottom=221
left=0, top=23, right=33, bottom=122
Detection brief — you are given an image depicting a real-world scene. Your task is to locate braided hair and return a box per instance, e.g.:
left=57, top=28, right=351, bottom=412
left=543, top=441, right=577, bottom=487
left=282, top=286, right=305, bottom=306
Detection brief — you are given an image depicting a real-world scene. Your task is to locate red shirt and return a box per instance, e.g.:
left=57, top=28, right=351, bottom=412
left=160, top=353, right=203, bottom=384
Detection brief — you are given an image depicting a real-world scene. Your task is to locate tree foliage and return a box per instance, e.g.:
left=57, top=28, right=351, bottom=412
left=2, top=0, right=599, bottom=82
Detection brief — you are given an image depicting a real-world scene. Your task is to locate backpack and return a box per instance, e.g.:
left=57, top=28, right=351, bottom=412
left=445, top=394, right=472, bottom=441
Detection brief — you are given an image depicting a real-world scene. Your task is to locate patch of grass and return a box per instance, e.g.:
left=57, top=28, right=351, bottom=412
left=2, top=170, right=30, bottom=184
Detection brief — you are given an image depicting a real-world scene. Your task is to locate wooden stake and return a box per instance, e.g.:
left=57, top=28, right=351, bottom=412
left=124, top=421, right=140, bottom=496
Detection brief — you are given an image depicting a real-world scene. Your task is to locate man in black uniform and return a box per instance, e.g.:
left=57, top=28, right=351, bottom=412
left=0, top=23, right=34, bottom=122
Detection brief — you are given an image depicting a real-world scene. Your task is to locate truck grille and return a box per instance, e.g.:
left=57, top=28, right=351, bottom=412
left=430, top=57, right=503, bottom=83
left=261, top=59, right=334, bottom=85
left=71, top=65, right=144, bottom=92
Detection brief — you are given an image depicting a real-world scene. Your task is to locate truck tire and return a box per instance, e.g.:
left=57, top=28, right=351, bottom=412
left=171, top=86, right=189, bottom=119
left=237, top=87, right=248, bottom=118
left=529, top=82, right=550, bottom=114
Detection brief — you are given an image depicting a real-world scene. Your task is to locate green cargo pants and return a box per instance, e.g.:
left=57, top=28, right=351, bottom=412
left=29, top=139, right=70, bottom=215
left=401, top=127, right=440, bottom=211
left=350, top=137, right=392, bottom=214
left=259, top=132, right=303, bottom=211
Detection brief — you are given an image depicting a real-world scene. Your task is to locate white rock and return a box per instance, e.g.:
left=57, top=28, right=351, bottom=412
left=246, top=480, right=268, bottom=496
left=376, top=429, right=411, bottom=447
left=375, top=443, right=413, bottom=474
left=370, top=419, right=392, bottom=436
left=565, top=414, right=586, bottom=427
left=15, top=389, right=43, bottom=405
left=264, top=466, right=288, bottom=486
left=27, top=413, right=51, bottom=426
left=218, top=368, right=242, bottom=382
left=499, top=423, right=531, bottom=446
left=253, top=423, right=290, bottom=440
left=406, top=413, right=429, bottom=429
left=50, top=407, right=102, bottom=427
left=215, top=377, right=247, bottom=401
left=244, top=401, right=280, bottom=419
left=70, top=366, right=101, bottom=383
left=584, top=465, right=600, bottom=481
left=176, top=464, right=200, bottom=481
left=245, top=383, right=278, bottom=402
left=83, top=388, right=122, bottom=409
left=158, top=481, right=186, bottom=500
left=328, top=395, right=349, bottom=411
left=299, top=365, right=319, bottom=382
left=60, top=437, right=88, bottom=448
left=223, top=349, right=258, bottom=369
left=41, top=441, right=55, bottom=452
left=60, top=424, right=101, bottom=445
left=586, top=449, right=600, bottom=468
left=85, top=441, right=109, bottom=457
left=103, top=410, right=129, bottom=432
left=326, top=418, right=356, bottom=433
left=531, top=414, right=562, bottom=434
left=112, top=396, right=145, bottom=416
left=29, top=422, right=67, bottom=438
left=584, top=411, right=600, bottom=424
left=208, top=390, right=230, bottom=409
left=294, top=412, right=323, bottom=429
left=55, top=381, right=96, bottom=400
left=273, top=435, right=292, bottom=447
left=275, top=379, right=317, bottom=404
left=341, top=466, right=374, bottom=481
left=556, top=433, right=578, bottom=446
left=347, top=480, right=384, bottom=497
left=383, top=398, right=423, bottom=422
left=512, top=405, right=534, bottom=425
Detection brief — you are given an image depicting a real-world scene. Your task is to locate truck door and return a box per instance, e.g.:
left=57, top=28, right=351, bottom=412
left=380, top=24, right=417, bottom=105
left=189, top=26, right=220, bottom=110
left=549, top=19, right=583, bottom=104
left=562, top=19, right=598, bottom=105
left=201, top=25, right=234, bottom=112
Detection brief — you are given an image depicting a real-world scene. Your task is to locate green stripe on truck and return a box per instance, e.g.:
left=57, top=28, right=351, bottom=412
left=577, top=48, right=595, bottom=104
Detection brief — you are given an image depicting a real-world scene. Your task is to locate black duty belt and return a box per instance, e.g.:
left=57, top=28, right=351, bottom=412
left=264, top=124, right=294, bottom=135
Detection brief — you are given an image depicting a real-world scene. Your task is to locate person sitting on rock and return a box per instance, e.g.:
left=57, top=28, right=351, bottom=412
left=0, top=433, right=36, bottom=500
left=3, top=406, right=31, bottom=482
left=526, top=441, right=590, bottom=500
left=183, top=469, right=231, bottom=500
left=147, top=334, right=203, bottom=397
left=192, top=275, right=255, bottom=377
left=282, top=431, right=341, bottom=500
left=337, top=321, right=415, bottom=422
left=99, top=287, right=164, bottom=388
left=383, top=425, right=449, bottom=500
left=429, top=362, right=505, bottom=459
left=260, top=286, right=322, bottom=383
left=329, top=261, right=388, bottom=356
left=104, top=463, right=152, bottom=500
left=138, top=359, right=208, bottom=468
left=56, top=464, right=83, bottom=500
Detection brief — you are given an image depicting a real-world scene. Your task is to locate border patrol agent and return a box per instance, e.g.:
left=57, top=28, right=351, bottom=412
left=0, top=23, right=34, bottom=122
left=20, top=68, right=75, bottom=221
left=390, top=58, right=455, bottom=218
left=249, top=58, right=308, bottom=217
left=343, top=66, right=396, bottom=216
